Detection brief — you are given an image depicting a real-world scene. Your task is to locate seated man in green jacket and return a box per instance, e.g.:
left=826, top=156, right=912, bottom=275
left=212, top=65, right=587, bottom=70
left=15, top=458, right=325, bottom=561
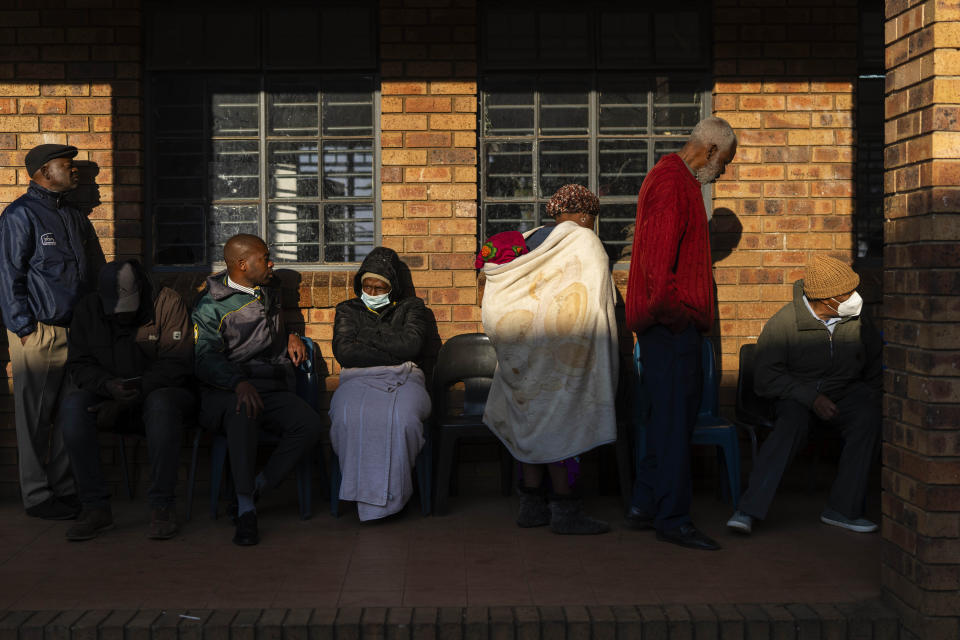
left=727, top=255, right=882, bottom=535
left=61, top=259, right=195, bottom=541
left=193, top=234, right=321, bottom=546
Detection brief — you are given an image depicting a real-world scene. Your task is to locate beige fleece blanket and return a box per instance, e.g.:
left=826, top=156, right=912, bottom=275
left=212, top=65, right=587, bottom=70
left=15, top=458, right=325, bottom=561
left=481, top=221, right=619, bottom=463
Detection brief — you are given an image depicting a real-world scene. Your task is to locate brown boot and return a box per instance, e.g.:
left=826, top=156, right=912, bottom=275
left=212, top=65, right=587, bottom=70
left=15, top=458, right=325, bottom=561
left=65, top=506, right=114, bottom=541
left=147, top=506, right=179, bottom=540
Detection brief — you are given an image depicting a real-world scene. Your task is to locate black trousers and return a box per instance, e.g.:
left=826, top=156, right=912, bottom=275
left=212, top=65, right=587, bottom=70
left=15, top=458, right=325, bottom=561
left=200, top=389, right=322, bottom=496
left=739, top=382, right=880, bottom=520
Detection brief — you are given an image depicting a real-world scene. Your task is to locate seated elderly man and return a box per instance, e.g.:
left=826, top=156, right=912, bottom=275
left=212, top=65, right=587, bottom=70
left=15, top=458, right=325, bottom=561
left=329, top=247, right=431, bottom=521
left=193, top=234, right=321, bottom=546
left=727, top=255, right=882, bottom=535
left=60, top=260, right=194, bottom=541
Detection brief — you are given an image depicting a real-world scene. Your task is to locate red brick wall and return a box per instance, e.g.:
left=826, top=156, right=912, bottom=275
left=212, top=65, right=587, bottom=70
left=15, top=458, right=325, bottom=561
left=881, top=2, right=960, bottom=637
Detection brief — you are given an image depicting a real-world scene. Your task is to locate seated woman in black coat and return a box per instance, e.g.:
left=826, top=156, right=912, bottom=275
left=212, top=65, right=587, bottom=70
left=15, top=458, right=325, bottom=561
left=329, top=247, right=431, bottom=520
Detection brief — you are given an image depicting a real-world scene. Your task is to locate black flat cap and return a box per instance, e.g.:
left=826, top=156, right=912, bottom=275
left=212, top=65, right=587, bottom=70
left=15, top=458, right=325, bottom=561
left=25, top=144, right=78, bottom=178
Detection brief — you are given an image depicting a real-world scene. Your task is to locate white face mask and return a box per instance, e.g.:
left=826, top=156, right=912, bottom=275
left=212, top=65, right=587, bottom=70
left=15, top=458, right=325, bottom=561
left=361, top=291, right=391, bottom=310
left=829, top=291, right=863, bottom=318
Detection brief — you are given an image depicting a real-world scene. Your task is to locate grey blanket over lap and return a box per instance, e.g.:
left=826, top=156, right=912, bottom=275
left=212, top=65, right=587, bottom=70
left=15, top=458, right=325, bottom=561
left=329, top=362, right=430, bottom=521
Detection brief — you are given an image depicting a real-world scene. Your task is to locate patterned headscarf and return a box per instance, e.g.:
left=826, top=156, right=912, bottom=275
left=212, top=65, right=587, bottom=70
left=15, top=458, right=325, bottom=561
left=545, top=184, right=600, bottom=218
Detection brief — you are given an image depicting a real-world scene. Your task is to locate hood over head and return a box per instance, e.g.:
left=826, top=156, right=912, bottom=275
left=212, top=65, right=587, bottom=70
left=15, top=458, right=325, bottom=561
left=353, top=247, right=405, bottom=302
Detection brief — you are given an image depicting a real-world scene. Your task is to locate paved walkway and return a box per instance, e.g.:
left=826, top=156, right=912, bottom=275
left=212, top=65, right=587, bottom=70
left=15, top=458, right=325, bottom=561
left=0, top=489, right=881, bottom=610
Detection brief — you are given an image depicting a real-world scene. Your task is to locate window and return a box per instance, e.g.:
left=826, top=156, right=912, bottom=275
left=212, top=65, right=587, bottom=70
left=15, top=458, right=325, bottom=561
left=479, top=3, right=711, bottom=262
left=855, top=6, right=884, bottom=262
left=145, top=3, right=378, bottom=267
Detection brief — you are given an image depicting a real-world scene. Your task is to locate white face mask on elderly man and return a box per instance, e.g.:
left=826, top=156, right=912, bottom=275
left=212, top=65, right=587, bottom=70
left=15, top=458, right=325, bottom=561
left=829, top=291, right=863, bottom=318
left=361, top=291, right=391, bottom=310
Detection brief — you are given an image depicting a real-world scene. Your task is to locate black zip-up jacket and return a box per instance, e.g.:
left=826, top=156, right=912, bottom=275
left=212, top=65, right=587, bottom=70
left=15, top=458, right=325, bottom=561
left=67, top=260, right=193, bottom=398
left=0, top=182, right=99, bottom=337
left=333, top=247, right=429, bottom=369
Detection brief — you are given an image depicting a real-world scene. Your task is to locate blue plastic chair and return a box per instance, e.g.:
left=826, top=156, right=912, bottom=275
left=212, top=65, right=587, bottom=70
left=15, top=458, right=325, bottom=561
left=186, top=336, right=324, bottom=521
left=632, top=337, right=742, bottom=507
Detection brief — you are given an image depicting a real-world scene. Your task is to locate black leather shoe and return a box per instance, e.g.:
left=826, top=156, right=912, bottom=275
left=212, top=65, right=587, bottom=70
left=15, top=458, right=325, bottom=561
left=656, top=523, right=721, bottom=550
left=233, top=511, right=259, bottom=546
left=624, top=506, right=654, bottom=530
left=26, top=497, right=78, bottom=520
left=58, top=494, right=81, bottom=511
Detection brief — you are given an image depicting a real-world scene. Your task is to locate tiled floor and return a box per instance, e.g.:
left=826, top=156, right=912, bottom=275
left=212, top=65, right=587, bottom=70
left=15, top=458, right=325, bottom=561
left=0, top=488, right=881, bottom=610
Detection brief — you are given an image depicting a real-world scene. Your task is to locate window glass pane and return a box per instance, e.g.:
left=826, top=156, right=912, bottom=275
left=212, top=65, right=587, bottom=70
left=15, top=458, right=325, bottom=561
left=152, top=77, right=203, bottom=135
left=538, top=11, right=591, bottom=67
left=155, top=139, right=204, bottom=199
left=539, top=139, right=588, bottom=197
left=599, top=84, right=649, bottom=135
left=599, top=12, right=651, bottom=68
left=653, top=79, right=702, bottom=136
left=211, top=140, right=260, bottom=200
left=324, top=203, right=375, bottom=263
left=269, top=203, right=320, bottom=263
left=484, top=203, right=539, bottom=237
left=322, top=90, right=374, bottom=137
left=482, top=82, right=534, bottom=136
left=211, top=83, right=259, bottom=138
left=268, top=84, right=319, bottom=137
left=208, top=204, right=259, bottom=246
left=484, top=141, right=534, bottom=198
left=654, top=10, right=701, bottom=64
left=322, top=141, right=373, bottom=198
left=269, top=142, right=319, bottom=198
left=654, top=139, right=685, bottom=164
left=155, top=205, right=204, bottom=265
left=598, top=202, right=636, bottom=262
left=484, top=9, right=536, bottom=67
left=599, top=140, right=648, bottom=197
left=540, top=86, right=589, bottom=136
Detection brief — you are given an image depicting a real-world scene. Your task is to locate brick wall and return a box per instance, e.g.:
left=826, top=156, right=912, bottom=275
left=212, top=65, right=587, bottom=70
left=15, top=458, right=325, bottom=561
left=0, top=0, right=142, bottom=497
left=881, top=1, right=960, bottom=638
left=710, top=0, right=860, bottom=409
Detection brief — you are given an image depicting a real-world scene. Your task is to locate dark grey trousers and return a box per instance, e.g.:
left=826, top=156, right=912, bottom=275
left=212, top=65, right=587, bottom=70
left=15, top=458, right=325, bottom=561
left=200, top=389, right=322, bottom=496
left=60, top=387, right=194, bottom=509
left=739, top=382, right=880, bottom=520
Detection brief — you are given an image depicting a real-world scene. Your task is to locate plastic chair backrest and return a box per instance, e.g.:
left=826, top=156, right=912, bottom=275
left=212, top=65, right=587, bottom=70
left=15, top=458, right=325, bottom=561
left=736, top=343, right=774, bottom=428
left=433, top=333, right=498, bottom=419
left=295, top=336, right=320, bottom=411
left=699, top=337, right=720, bottom=417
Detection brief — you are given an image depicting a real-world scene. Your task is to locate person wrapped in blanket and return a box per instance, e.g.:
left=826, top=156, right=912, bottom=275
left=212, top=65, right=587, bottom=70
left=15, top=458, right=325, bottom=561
left=329, top=247, right=431, bottom=521
left=479, top=184, right=615, bottom=535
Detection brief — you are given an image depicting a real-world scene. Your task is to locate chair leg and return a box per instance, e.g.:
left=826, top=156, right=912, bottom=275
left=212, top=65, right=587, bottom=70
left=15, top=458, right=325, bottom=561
left=721, top=432, right=742, bottom=509
left=295, top=450, right=313, bottom=521
left=209, top=436, right=228, bottom=520
left=498, top=446, right=513, bottom=497
left=416, top=439, right=432, bottom=516
left=615, top=429, right=632, bottom=512
left=433, top=429, right=457, bottom=516
left=117, top=435, right=134, bottom=499
left=185, top=429, right=203, bottom=523
left=329, top=453, right=342, bottom=518
left=716, top=446, right=731, bottom=503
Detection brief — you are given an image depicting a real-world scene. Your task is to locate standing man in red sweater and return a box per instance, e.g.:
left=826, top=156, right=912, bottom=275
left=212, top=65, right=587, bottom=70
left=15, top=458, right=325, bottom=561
left=625, top=117, right=737, bottom=550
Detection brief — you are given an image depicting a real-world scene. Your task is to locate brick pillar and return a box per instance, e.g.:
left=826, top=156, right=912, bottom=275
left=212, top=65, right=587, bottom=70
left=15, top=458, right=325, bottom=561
left=882, top=2, right=960, bottom=638
left=711, top=0, right=858, bottom=408
left=380, top=0, right=480, bottom=341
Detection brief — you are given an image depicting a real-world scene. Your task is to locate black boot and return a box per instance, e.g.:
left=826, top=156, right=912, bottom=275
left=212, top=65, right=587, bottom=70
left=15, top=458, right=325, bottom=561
left=516, top=485, right=550, bottom=528
left=548, top=493, right=610, bottom=535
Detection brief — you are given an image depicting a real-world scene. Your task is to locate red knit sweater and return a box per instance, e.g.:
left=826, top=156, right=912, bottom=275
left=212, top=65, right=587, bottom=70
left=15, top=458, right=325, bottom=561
left=626, top=153, right=715, bottom=335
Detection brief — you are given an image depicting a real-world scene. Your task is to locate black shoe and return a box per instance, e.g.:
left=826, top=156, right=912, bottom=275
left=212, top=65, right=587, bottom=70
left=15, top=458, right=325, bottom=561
left=26, top=497, right=79, bottom=520
left=58, top=494, right=81, bottom=511
left=232, top=510, right=259, bottom=546
left=656, top=523, right=721, bottom=550
left=227, top=490, right=259, bottom=525
left=624, top=506, right=654, bottom=530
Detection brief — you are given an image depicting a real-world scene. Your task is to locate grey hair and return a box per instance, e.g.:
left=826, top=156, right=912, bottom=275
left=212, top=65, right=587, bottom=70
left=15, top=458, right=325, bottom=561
left=689, top=117, right=736, bottom=151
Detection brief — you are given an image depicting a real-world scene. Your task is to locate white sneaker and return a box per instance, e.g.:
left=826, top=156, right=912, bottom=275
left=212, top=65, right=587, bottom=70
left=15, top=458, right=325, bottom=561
left=726, top=510, right=753, bottom=534
left=820, top=509, right=878, bottom=533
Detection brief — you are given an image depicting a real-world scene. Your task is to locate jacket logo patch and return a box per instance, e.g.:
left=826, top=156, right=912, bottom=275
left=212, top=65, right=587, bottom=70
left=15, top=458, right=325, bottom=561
left=193, top=324, right=199, bottom=344
left=148, top=334, right=158, bottom=341
left=172, top=331, right=182, bottom=341
left=40, top=233, right=56, bottom=246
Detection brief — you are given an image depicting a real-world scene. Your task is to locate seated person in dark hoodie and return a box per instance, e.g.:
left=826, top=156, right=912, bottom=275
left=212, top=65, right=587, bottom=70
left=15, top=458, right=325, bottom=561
left=60, top=259, right=195, bottom=542
left=726, top=255, right=882, bottom=536
left=192, top=234, right=321, bottom=546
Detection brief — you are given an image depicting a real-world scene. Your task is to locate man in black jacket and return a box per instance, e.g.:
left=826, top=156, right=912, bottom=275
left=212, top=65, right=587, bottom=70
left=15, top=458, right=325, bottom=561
left=59, top=260, right=195, bottom=541
left=193, top=234, right=321, bottom=546
left=0, top=144, right=102, bottom=520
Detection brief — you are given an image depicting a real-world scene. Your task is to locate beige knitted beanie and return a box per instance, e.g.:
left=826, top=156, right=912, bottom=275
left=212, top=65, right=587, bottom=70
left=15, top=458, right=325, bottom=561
left=803, top=255, right=859, bottom=299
